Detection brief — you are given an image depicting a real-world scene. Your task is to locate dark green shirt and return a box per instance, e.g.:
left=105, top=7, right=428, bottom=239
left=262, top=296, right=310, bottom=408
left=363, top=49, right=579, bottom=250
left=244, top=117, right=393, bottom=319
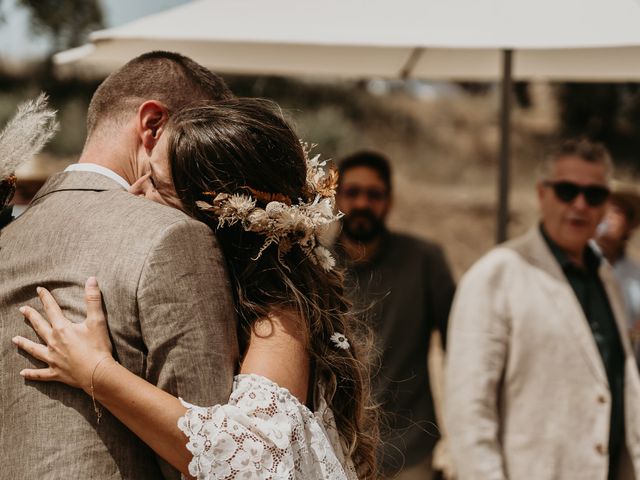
left=541, top=226, right=625, bottom=478
left=336, top=231, right=455, bottom=474
left=0, top=205, right=12, bottom=230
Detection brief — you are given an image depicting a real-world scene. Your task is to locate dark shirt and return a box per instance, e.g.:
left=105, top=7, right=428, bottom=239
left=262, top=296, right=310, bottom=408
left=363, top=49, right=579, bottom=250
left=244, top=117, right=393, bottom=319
left=0, top=205, right=13, bottom=230
left=541, top=226, right=625, bottom=479
left=336, top=230, right=455, bottom=474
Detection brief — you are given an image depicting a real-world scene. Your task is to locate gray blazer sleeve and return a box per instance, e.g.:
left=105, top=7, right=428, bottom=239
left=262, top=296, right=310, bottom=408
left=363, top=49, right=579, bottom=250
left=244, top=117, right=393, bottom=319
left=136, top=219, right=239, bottom=478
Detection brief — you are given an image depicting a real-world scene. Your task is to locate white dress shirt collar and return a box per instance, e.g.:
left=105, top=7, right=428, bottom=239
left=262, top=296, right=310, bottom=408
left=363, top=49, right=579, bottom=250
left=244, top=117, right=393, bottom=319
left=64, top=163, right=130, bottom=190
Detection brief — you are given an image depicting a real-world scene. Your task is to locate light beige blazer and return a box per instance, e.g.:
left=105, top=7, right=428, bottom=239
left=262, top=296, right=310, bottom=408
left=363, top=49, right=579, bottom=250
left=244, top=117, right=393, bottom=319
left=445, top=226, right=640, bottom=480
left=0, top=172, right=239, bottom=479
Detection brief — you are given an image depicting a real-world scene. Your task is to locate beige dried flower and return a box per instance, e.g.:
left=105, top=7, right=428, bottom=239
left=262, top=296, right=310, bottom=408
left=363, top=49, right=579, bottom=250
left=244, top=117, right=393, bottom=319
left=0, top=93, right=58, bottom=179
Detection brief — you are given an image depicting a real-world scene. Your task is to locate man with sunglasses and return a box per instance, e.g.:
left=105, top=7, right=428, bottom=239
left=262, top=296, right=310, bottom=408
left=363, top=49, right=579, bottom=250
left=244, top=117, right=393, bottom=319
left=334, top=150, right=455, bottom=480
left=445, top=139, right=640, bottom=480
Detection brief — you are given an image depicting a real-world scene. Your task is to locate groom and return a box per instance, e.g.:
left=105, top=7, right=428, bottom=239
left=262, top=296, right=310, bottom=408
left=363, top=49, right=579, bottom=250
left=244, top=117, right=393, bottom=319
left=0, top=52, right=239, bottom=479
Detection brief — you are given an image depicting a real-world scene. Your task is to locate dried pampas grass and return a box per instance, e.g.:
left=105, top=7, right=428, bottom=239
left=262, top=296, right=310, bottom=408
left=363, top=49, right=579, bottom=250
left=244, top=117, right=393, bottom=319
left=0, top=92, right=59, bottom=179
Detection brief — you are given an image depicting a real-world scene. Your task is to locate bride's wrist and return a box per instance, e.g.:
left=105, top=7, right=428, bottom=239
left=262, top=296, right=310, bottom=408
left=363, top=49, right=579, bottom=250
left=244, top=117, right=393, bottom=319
left=83, top=355, right=116, bottom=396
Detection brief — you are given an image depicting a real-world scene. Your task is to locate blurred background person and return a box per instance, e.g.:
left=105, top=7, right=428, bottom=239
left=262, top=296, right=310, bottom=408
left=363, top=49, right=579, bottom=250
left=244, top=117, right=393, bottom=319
left=446, top=139, right=640, bottom=480
left=334, top=150, right=455, bottom=480
left=596, top=183, right=640, bottom=364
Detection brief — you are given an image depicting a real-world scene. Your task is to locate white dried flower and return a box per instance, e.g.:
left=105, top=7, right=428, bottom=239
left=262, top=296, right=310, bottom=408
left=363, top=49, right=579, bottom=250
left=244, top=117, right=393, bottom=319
left=315, top=222, right=339, bottom=247
left=265, top=201, right=288, bottom=218
left=313, top=245, right=336, bottom=272
left=227, top=194, right=256, bottom=217
left=307, top=154, right=326, bottom=185
left=330, top=332, right=350, bottom=350
left=212, top=193, right=253, bottom=228
left=306, top=197, right=335, bottom=222
left=272, top=207, right=304, bottom=234
left=270, top=209, right=294, bottom=234
left=291, top=209, right=313, bottom=232
left=244, top=209, right=271, bottom=232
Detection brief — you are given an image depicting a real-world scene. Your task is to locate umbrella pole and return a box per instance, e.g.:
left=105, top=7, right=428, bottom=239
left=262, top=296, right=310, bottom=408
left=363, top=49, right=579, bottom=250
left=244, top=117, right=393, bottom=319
left=496, top=49, right=513, bottom=243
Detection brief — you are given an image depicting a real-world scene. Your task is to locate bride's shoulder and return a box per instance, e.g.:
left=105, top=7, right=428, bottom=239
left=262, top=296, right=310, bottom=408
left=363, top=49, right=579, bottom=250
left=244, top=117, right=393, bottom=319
left=231, top=373, right=313, bottom=412
left=231, top=373, right=337, bottom=421
left=179, top=373, right=357, bottom=479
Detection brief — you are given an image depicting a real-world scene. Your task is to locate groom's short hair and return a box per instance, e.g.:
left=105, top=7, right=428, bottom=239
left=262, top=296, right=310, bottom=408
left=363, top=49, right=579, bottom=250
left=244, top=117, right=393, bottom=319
left=86, top=51, right=232, bottom=136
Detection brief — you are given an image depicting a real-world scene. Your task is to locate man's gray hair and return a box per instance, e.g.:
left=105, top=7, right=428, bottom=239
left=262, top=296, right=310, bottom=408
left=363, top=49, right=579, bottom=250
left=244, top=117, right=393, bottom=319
left=536, top=138, right=614, bottom=183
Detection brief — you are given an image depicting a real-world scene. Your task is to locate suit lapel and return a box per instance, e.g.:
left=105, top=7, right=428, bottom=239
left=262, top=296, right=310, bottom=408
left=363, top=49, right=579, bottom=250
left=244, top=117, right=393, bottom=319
left=510, top=227, right=609, bottom=386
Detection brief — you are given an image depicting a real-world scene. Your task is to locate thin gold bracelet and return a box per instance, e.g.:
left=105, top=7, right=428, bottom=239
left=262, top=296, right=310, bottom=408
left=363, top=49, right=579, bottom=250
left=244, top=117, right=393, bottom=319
left=90, top=356, right=113, bottom=425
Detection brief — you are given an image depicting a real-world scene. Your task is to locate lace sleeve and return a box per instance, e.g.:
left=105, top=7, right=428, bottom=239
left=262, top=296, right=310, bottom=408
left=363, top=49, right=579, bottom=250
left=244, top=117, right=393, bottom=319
left=177, top=374, right=355, bottom=480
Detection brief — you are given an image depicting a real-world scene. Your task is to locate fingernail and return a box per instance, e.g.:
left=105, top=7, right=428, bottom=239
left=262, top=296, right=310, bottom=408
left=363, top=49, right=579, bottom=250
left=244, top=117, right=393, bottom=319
left=19, top=306, right=26, bottom=314
left=86, top=277, right=98, bottom=287
left=19, top=370, right=25, bottom=377
left=11, top=336, right=18, bottom=344
left=36, top=287, right=42, bottom=294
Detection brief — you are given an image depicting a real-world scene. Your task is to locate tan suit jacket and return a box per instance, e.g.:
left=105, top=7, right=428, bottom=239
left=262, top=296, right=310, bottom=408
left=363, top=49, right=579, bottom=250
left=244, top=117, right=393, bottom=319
left=445, top=226, right=640, bottom=480
left=0, top=171, right=239, bottom=479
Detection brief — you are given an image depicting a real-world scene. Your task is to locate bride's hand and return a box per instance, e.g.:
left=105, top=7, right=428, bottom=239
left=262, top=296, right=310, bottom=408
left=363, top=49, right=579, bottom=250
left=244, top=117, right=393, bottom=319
left=12, top=277, right=114, bottom=393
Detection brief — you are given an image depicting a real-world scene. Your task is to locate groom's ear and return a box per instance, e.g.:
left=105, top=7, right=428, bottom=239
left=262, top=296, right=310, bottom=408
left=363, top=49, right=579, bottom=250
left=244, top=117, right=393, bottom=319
left=137, top=100, right=170, bottom=152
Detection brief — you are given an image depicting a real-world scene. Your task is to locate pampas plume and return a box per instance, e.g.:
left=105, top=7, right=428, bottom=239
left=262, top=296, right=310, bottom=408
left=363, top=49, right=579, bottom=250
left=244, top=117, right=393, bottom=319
left=0, top=93, right=59, bottom=179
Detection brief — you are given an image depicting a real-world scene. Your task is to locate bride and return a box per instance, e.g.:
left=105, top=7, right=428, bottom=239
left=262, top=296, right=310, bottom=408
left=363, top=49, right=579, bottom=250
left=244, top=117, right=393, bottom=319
left=11, top=98, right=378, bottom=479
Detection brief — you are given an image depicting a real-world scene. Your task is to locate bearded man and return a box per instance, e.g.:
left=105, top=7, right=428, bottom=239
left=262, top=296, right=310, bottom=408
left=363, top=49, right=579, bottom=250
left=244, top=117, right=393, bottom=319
left=334, top=150, right=456, bottom=480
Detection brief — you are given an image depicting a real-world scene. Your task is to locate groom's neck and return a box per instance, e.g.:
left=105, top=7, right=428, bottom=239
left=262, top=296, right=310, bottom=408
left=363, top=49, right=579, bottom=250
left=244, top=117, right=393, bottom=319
left=78, top=127, right=140, bottom=186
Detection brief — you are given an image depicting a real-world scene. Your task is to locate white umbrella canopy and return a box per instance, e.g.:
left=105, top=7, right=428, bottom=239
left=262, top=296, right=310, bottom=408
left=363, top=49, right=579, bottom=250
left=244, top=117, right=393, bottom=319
left=55, top=0, right=640, bottom=80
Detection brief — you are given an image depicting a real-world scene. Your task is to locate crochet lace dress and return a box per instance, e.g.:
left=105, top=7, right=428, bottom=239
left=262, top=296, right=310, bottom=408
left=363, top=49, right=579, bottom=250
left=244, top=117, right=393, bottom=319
left=178, top=373, right=358, bottom=480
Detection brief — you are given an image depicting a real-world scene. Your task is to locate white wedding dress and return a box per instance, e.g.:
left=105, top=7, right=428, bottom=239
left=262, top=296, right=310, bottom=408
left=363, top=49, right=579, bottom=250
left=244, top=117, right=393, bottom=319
left=178, top=373, right=359, bottom=480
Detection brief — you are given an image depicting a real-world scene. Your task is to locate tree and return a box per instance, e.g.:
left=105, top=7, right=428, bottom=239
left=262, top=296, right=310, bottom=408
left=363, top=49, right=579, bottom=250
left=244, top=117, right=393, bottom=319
left=18, top=0, right=103, bottom=52
left=557, top=83, right=640, bottom=168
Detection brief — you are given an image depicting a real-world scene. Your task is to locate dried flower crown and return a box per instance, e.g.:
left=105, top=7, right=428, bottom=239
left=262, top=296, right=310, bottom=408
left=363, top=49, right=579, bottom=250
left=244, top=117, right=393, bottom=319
left=196, top=142, right=342, bottom=271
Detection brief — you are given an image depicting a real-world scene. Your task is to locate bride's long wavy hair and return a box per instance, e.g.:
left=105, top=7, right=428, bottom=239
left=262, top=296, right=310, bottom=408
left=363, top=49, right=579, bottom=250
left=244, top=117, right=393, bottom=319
left=168, top=98, right=379, bottom=478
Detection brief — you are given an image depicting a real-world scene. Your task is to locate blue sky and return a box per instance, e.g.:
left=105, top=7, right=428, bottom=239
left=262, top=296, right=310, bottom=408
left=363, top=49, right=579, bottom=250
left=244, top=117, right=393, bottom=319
left=0, top=0, right=191, bottom=59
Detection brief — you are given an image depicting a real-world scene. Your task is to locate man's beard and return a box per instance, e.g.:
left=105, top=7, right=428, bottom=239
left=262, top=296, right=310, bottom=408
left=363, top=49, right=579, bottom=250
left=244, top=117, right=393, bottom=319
left=341, top=209, right=385, bottom=243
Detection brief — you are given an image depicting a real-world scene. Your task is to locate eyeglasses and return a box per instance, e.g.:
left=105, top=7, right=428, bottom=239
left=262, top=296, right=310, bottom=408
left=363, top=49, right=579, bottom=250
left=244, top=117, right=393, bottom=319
left=338, top=186, right=388, bottom=202
left=543, top=181, right=610, bottom=207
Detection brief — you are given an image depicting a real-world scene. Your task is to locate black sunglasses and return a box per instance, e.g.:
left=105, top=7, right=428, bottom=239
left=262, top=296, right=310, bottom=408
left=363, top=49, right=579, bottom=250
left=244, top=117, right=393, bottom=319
left=543, top=181, right=610, bottom=207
